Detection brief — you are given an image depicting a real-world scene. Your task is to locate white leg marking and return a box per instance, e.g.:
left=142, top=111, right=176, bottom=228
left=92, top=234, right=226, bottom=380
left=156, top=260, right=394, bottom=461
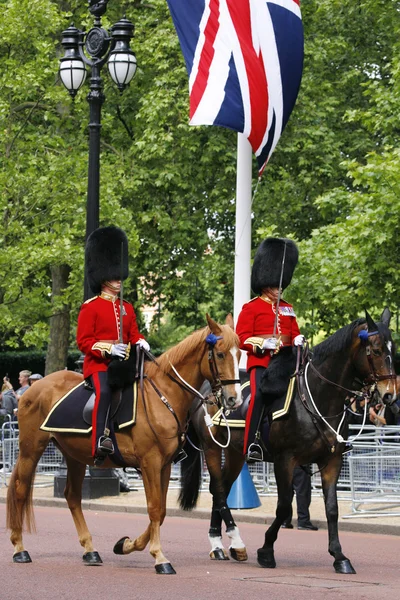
left=227, top=526, right=246, bottom=549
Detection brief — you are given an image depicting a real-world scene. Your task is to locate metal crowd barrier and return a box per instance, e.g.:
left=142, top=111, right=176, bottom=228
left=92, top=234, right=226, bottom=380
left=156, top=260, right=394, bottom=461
left=0, top=420, right=64, bottom=488
left=2, top=421, right=399, bottom=517
left=342, top=424, right=400, bottom=518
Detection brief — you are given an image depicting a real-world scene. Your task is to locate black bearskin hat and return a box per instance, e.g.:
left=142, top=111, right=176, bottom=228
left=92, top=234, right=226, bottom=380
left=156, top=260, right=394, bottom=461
left=86, top=226, right=129, bottom=294
left=251, top=237, right=299, bottom=296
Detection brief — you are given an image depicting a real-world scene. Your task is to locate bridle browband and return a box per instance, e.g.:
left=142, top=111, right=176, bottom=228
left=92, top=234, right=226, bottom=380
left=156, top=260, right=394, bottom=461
left=358, top=328, right=397, bottom=384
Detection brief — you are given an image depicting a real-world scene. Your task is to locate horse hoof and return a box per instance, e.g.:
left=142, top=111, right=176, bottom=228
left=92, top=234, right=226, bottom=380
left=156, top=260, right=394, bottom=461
left=113, top=536, right=129, bottom=555
left=210, top=548, right=229, bottom=560
left=230, top=547, right=248, bottom=562
left=257, top=548, right=276, bottom=569
left=13, top=551, right=32, bottom=564
left=155, top=562, right=176, bottom=574
left=83, top=551, right=103, bottom=565
left=334, top=559, right=356, bottom=574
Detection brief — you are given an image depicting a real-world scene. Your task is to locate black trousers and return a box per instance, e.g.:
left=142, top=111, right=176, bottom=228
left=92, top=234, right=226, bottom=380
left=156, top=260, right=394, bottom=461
left=286, top=465, right=312, bottom=525
left=244, top=366, right=265, bottom=453
left=91, top=371, right=113, bottom=457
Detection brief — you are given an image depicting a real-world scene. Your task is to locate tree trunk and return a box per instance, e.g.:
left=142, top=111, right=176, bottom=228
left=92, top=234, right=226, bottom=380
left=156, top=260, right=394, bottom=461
left=45, top=264, right=71, bottom=375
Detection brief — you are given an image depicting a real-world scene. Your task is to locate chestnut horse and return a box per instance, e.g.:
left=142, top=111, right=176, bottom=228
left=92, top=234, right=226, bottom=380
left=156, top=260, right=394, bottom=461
left=6, top=315, right=241, bottom=574
left=179, top=309, right=397, bottom=573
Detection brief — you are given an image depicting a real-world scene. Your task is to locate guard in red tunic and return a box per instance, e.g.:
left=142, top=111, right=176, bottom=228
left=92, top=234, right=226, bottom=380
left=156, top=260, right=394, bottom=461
left=236, top=237, right=304, bottom=462
left=76, top=226, right=150, bottom=462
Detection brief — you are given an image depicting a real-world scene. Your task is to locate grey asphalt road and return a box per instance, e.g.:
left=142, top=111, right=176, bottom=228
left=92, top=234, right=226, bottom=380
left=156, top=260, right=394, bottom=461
left=0, top=504, right=398, bottom=600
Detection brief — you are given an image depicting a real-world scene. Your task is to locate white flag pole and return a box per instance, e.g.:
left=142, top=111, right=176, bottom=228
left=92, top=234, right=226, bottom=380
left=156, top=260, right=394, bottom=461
left=234, top=133, right=253, bottom=367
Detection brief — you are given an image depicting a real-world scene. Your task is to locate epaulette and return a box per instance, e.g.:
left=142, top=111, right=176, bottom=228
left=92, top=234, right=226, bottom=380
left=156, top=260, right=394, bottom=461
left=83, top=295, right=99, bottom=304
left=249, top=297, right=259, bottom=303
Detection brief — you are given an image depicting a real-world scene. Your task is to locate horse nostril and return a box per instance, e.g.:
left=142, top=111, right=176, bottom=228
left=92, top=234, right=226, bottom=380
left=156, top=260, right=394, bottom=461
left=383, top=394, right=393, bottom=405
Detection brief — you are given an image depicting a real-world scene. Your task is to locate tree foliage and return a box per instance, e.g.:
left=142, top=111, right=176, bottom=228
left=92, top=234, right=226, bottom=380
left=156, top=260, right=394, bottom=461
left=0, top=0, right=399, bottom=359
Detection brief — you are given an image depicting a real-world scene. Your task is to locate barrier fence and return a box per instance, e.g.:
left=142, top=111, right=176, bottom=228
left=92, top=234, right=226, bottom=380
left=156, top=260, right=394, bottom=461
left=1, top=420, right=400, bottom=518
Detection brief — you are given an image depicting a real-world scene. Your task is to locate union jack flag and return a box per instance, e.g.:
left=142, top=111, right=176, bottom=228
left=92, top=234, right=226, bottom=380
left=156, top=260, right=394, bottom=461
left=167, top=0, right=304, bottom=174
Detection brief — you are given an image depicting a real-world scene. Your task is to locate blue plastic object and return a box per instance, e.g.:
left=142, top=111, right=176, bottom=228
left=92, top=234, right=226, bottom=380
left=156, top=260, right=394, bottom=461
left=227, top=463, right=261, bottom=509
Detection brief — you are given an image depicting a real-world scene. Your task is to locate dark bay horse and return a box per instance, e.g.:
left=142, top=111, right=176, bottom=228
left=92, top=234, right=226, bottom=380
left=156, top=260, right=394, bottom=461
left=6, top=315, right=241, bottom=574
left=179, top=309, right=397, bottom=573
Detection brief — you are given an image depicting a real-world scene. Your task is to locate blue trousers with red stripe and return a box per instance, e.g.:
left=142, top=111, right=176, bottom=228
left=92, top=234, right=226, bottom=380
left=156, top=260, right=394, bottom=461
left=243, top=366, right=265, bottom=455
left=90, top=371, right=113, bottom=457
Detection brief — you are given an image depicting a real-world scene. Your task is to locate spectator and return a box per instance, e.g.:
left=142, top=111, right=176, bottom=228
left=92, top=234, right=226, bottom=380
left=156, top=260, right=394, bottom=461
left=2, top=370, right=32, bottom=420
left=0, top=386, right=18, bottom=418
left=369, top=402, right=400, bottom=427
left=28, top=373, right=43, bottom=386
left=281, top=465, right=318, bottom=531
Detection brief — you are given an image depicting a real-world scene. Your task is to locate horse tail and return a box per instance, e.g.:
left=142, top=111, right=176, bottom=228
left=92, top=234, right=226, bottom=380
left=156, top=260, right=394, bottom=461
left=178, top=422, right=203, bottom=511
left=6, top=457, right=36, bottom=534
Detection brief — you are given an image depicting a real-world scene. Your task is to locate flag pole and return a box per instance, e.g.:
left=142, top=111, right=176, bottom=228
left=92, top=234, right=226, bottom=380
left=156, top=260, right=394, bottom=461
left=234, top=133, right=253, bottom=368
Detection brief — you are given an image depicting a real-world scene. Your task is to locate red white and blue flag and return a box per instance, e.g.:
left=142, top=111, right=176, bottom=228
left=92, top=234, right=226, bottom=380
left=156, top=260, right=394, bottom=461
left=166, top=0, right=304, bottom=174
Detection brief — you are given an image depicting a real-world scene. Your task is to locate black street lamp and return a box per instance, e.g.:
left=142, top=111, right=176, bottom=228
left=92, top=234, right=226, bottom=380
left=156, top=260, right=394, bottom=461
left=55, top=1, right=136, bottom=498
left=59, top=0, right=137, bottom=300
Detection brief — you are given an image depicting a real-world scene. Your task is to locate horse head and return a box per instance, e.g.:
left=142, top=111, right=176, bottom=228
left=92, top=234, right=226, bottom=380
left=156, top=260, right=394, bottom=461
left=354, top=308, right=397, bottom=405
left=203, top=314, right=242, bottom=410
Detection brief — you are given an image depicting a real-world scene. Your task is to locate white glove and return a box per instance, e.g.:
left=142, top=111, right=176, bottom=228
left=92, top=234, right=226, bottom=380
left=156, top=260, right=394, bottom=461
left=293, top=335, right=305, bottom=347
left=137, top=338, right=150, bottom=352
left=262, top=338, right=277, bottom=350
left=110, top=343, right=128, bottom=359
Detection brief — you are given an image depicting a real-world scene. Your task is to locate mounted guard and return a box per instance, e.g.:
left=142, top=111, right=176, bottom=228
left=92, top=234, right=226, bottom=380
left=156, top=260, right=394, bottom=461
left=76, top=226, right=150, bottom=463
left=236, top=237, right=304, bottom=462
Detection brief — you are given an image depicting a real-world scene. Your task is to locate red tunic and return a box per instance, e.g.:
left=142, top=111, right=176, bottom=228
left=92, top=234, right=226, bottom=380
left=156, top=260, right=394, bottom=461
left=76, top=294, right=144, bottom=379
left=236, top=296, right=301, bottom=371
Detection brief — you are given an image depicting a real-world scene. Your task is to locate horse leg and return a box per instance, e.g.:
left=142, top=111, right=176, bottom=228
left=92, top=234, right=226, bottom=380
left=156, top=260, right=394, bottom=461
left=220, top=446, right=247, bottom=561
left=62, top=455, right=102, bottom=565
left=320, top=455, right=356, bottom=574
left=114, top=461, right=175, bottom=574
left=7, top=433, right=50, bottom=563
left=257, top=456, right=295, bottom=569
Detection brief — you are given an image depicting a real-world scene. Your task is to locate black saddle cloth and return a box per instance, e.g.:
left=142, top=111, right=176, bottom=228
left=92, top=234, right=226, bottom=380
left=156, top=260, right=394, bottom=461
left=40, top=380, right=137, bottom=433
left=210, top=348, right=297, bottom=454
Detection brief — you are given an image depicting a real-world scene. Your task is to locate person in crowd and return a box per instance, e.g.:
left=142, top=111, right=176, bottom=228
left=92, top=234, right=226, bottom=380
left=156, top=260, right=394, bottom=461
left=28, top=373, right=43, bottom=386
left=236, top=237, right=304, bottom=462
left=0, top=377, right=18, bottom=419
left=2, top=370, right=32, bottom=420
left=4, top=370, right=32, bottom=398
left=76, top=226, right=150, bottom=464
left=281, top=465, right=318, bottom=531
left=369, top=402, right=400, bottom=426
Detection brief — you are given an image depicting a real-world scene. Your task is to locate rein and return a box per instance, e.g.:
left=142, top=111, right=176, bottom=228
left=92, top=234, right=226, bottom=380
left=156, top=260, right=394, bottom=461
left=295, top=327, right=394, bottom=451
left=137, top=332, right=239, bottom=448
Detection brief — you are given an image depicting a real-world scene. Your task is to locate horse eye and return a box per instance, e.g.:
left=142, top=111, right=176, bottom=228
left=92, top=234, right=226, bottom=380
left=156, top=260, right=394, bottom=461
left=372, top=348, right=382, bottom=357
left=217, top=352, right=225, bottom=360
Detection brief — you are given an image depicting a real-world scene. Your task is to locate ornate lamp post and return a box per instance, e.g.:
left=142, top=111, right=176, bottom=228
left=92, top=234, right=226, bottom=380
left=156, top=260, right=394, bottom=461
left=59, top=0, right=137, bottom=299
left=55, top=1, right=136, bottom=499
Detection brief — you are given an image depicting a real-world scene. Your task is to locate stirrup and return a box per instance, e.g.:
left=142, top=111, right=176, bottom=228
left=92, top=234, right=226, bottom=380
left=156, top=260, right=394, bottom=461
left=97, top=436, right=114, bottom=455
left=172, top=448, right=188, bottom=464
left=246, top=441, right=264, bottom=463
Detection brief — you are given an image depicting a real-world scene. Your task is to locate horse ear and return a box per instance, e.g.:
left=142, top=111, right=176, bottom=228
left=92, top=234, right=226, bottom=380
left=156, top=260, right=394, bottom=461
left=365, top=309, right=376, bottom=331
left=225, top=313, right=234, bottom=329
left=380, top=307, right=391, bottom=327
left=206, top=314, right=222, bottom=334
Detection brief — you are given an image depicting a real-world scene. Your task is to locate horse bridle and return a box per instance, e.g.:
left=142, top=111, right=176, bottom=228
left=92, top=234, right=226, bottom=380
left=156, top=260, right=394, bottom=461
left=138, top=332, right=240, bottom=442
left=205, top=333, right=240, bottom=406
left=358, top=329, right=397, bottom=385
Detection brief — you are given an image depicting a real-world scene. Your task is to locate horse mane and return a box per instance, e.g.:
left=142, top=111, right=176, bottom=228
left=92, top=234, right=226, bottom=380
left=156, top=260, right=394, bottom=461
left=312, top=318, right=365, bottom=363
left=145, top=323, right=239, bottom=377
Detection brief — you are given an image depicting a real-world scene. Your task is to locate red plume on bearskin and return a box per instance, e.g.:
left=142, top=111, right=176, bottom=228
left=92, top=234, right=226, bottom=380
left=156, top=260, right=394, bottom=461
left=86, top=226, right=129, bottom=294
left=251, top=237, right=298, bottom=296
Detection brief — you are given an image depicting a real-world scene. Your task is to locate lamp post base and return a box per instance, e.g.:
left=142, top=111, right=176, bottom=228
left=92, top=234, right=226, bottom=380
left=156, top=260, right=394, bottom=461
left=54, top=464, right=120, bottom=499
